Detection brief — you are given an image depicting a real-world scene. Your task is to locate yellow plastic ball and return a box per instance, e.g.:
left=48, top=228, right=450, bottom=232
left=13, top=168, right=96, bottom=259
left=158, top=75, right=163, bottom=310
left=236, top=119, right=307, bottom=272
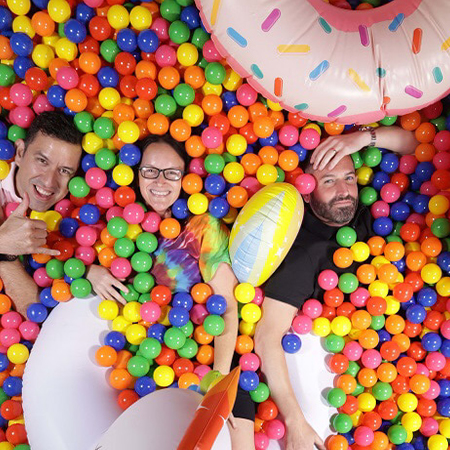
left=267, top=99, right=283, bottom=111
left=405, top=241, right=421, bottom=254
left=371, top=255, right=390, bottom=269
left=241, top=303, right=262, bottom=324
left=7, top=343, right=29, bottom=364
left=234, top=283, right=255, bottom=304
left=129, top=5, right=152, bottom=31
left=436, top=277, right=450, bottom=297
left=331, top=316, right=352, bottom=336
left=401, top=412, right=422, bottom=432
left=226, top=134, right=247, bottom=156
left=427, top=434, right=448, bottom=450
left=0, top=443, right=14, bottom=450
left=112, top=315, right=131, bottom=332
left=112, top=164, right=134, bottom=186
left=98, top=300, right=119, bottom=321
left=385, top=296, right=401, bottom=315
left=183, top=104, right=204, bottom=127
left=356, top=166, right=374, bottom=185
left=55, top=37, right=78, bottom=61
left=357, top=392, right=376, bottom=412
left=177, top=43, right=199, bottom=67
left=428, top=194, right=449, bottom=215
left=42, top=33, right=59, bottom=48
left=82, top=132, right=103, bottom=154
left=223, top=162, right=245, bottom=184
left=125, top=224, right=142, bottom=241
left=239, top=320, right=256, bottom=336
left=118, top=121, right=140, bottom=144
left=107, top=4, right=130, bottom=30
left=158, top=305, right=171, bottom=326
left=32, top=44, right=55, bottom=69
left=421, top=263, right=442, bottom=285
left=256, top=164, right=278, bottom=185
left=187, top=193, right=208, bottom=215
left=7, top=0, right=30, bottom=16
left=351, top=241, right=370, bottom=262
left=201, top=81, right=222, bottom=96
left=303, top=123, right=321, bottom=135
left=350, top=410, right=363, bottom=427
left=99, top=87, right=121, bottom=110
left=223, top=69, right=242, bottom=91
left=368, top=280, right=389, bottom=298
left=47, top=0, right=71, bottom=23
left=153, top=365, right=175, bottom=387
left=223, top=207, right=238, bottom=225
left=0, top=162, right=10, bottom=180
left=312, top=317, right=331, bottom=337
left=125, top=323, right=146, bottom=345
left=397, top=393, right=418, bottom=412
left=12, top=15, right=35, bottom=38
left=439, top=418, right=450, bottom=439
left=123, top=301, right=141, bottom=323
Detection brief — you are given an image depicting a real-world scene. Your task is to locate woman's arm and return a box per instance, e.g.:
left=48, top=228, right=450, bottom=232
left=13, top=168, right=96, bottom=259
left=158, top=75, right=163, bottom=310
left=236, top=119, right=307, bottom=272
left=207, top=262, right=239, bottom=375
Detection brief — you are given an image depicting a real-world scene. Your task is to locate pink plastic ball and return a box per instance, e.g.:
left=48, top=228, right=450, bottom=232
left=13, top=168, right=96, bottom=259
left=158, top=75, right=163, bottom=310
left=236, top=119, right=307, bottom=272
left=425, top=352, right=446, bottom=371
left=440, top=319, right=450, bottom=339
left=370, top=200, right=390, bottom=218
left=155, top=44, right=176, bottom=67
left=406, top=213, right=426, bottom=228
left=202, top=40, right=222, bottom=62
left=75, top=246, right=96, bottom=265
left=398, top=154, right=418, bottom=174
left=33, top=267, right=52, bottom=287
left=142, top=211, right=161, bottom=232
left=4, top=202, right=19, bottom=218
left=295, top=173, right=316, bottom=195
left=56, top=67, right=79, bottom=90
left=318, top=269, right=338, bottom=291
left=434, top=130, right=450, bottom=152
left=380, top=183, right=401, bottom=203
left=190, top=304, right=208, bottom=325
left=291, top=314, right=312, bottom=335
left=239, top=353, right=260, bottom=372
left=201, top=126, right=223, bottom=149
left=236, top=84, right=258, bottom=107
left=85, top=168, right=107, bottom=190
left=278, top=125, right=299, bottom=147
left=416, top=363, right=430, bottom=376
left=106, top=206, right=123, bottom=221
left=151, top=17, right=169, bottom=41
left=33, top=94, right=54, bottom=114
left=54, top=199, right=74, bottom=217
left=140, top=301, right=161, bottom=323
left=10, top=106, right=35, bottom=128
left=420, top=181, right=439, bottom=197
left=265, top=419, right=285, bottom=440
left=420, top=417, right=439, bottom=437
left=422, top=102, right=443, bottom=120
left=240, top=177, right=262, bottom=198
left=354, top=426, right=374, bottom=446
left=433, top=151, right=450, bottom=170
left=343, top=341, right=363, bottom=361
left=189, top=158, right=207, bottom=177
left=1, top=312, right=22, bottom=329
left=83, top=0, right=102, bottom=7
left=75, top=225, right=98, bottom=246
left=19, top=321, right=40, bottom=341
left=350, top=287, right=370, bottom=308
left=10, top=83, right=33, bottom=107
left=193, top=364, right=211, bottom=380
left=422, top=380, right=440, bottom=400
left=0, top=329, right=20, bottom=348
left=254, top=432, right=270, bottom=450
left=361, top=349, right=382, bottom=369
left=110, top=258, right=132, bottom=279
left=96, top=187, right=115, bottom=209
left=252, top=287, right=264, bottom=306
left=123, top=203, right=145, bottom=224
left=299, top=129, right=320, bottom=150
left=302, top=299, right=323, bottom=319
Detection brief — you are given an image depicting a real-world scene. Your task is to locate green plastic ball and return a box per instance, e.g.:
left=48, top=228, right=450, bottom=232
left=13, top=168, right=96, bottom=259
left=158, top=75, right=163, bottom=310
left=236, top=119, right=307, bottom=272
left=372, top=381, right=393, bottom=401
left=250, top=382, right=270, bottom=403
left=63, top=257, right=86, bottom=279
left=179, top=320, right=194, bottom=337
left=336, top=226, right=357, bottom=247
left=164, top=327, right=186, bottom=349
left=46, top=259, right=64, bottom=279
left=154, top=94, right=177, bottom=116
left=127, top=355, right=150, bottom=377
left=74, top=111, right=94, bottom=133
left=431, top=217, right=450, bottom=238
left=204, top=154, right=225, bottom=174
left=121, top=284, right=139, bottom=302
left=363, top=147, right=382, bottom=167
left=276, top=166, right=285, bottom=182
left=107, top=217, right=129, bottom=238
left=325, top=334, right=345, bottom=353
left=387, top=425, right=407, bottom=445
left=191, top=28, right=209, bottom=49
left=173, top=83, right=195, bottom=106
left=139, top=337, right=161, bottom=359
left=114, top=237, right=135, bottom=258
left=379, top=115, right=397, bottom=126
left=159, top=0, right=181, bottom=21
left=130, top=251, right=153, bottom=272
left=100, top=39, right=120, bottom=63
left=169, top=20, right=190, bottom=44
left=133, top=272, right=155, bottom=294
left=332, top=413, right=353, bottom=433
left=0, top=64, right=15, bottom=87
left=352, top=382, right=364, bottom=396
left=68, top=177, right=90, bottom=198
left=327, top=388, right=347, bottom=408
left=7, top=125, right=26, bottom=142
left=177, top=338, right=198, bottom=359
left=431, top=116, right=447, bottom=131
left=370, top=315, right=385, bottom=330
left=205, top=62, right=226, bottom=85
left=95, top=148, right=117, bottom=170
left=338, top=273, right=359, bottom=294
left=351, top=151, right=363, bottom=169
left=345, top=361, right=360, bottom=377
left=93, top=117, right=115, bottom=139
left=70, top=278, right=92, bottom=298
left=203, top=315, right=225, bottom=336
left=359, top=186, right=378, bottom=206
left=136, top=232, right=158, bottom=253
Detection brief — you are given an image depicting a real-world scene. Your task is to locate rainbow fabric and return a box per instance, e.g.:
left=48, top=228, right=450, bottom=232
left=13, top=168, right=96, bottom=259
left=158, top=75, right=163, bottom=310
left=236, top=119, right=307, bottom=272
left=151, top=213, right=231, bottom=292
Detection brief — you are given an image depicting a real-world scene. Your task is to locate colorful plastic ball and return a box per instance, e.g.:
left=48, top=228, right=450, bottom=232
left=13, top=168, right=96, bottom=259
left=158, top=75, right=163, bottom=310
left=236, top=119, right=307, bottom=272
left=295, top=173, right=316, bottom=195
left=235, top=283, right=255, bottom=304
left=239, top=370, right=260, bottom=392
left=7, top=343, right=29, bottom=365
left=318, top=269, right=338, bottom=290
left=299, top=128, right=320, bottom=150
left=281, top=334, right=302, bottom=354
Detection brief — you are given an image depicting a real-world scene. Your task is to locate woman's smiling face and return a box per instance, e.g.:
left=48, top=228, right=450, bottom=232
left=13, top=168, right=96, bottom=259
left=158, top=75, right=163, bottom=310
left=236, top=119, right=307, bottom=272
left=139, top=142, right=185, bottom=217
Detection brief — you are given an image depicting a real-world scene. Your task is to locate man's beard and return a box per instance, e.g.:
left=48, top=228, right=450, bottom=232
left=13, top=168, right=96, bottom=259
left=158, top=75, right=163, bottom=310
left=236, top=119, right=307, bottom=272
left=309, top=194, right=358, bottom=225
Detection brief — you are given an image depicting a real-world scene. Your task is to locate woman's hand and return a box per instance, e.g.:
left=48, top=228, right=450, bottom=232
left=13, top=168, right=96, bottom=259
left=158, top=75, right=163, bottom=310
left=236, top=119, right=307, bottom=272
left=285, top=416, right=326, bottom=450
left=85, top=264, right=129, bottom=305
left=310, top=131, right=369, bottom=171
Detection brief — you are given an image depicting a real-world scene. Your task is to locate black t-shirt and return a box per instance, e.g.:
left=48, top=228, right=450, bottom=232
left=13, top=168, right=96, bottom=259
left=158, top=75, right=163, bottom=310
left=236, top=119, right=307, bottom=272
left=264, top=206, right=373, bottom=309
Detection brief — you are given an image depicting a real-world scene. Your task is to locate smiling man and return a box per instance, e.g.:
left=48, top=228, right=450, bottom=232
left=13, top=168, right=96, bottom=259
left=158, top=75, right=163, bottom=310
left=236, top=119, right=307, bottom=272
left=0, top=111, right=82, bottom=316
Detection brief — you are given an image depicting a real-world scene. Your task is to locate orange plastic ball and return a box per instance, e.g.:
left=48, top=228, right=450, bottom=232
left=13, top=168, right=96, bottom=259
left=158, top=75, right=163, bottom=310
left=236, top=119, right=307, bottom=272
left=336, top=374, right=357, bottom=395
left=227, top=186, right=248, bottom=208
left=235, top=334, right=254, bottom=354
left=158, top=66, right=180, bottom=90
left=147, top=113, right=169, bottom=136
left=253, top=116, right=274, bottom=138
left=182, top=173, right=202, bottom=194
left=109, top=368, right=133, bottom=390
left=196, top=344, right=214, bottom=365
left=356, top=264, right=376, bottom=284
left=383, top=241, right=405, bottom=261
left=228, top=105, right=249, bottom=128
left=51, top=281, right=72, bottom=302
left=278, top=150, right=299, bottom=172
left=31, top=11, right=55, bottom=36
left=415, top=122, right=436, bottom=144
left=191, top=283, right=212, bottom=304
left=193, top=325, right=214, bottom=344
left=183, top=66, right=205, bottom=89
left=241, top=153, right=262, bottom=175
left=170, top=118, right=191, bottom=142
left=324, top=122, right=345, bottom=136
left=96, top=345, right=118, bottom=367
left=258, top=146, right=278, bottom=165
left=367, top=236, right=386, bottom=256
left=400, top=111, right=421, bottom=131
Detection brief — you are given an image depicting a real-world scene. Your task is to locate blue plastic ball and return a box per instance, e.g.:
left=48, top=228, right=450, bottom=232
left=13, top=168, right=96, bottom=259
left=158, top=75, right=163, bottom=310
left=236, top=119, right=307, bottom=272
left=437, top=398, right=450, bottom=417
left=3, top=376, right=22, bottom=397
left=28, top=256, right=44, bottom=270
left=417, top=287, right=437, bottom=307
left=59, top=217, right=79, bottom=238
left=239, top=370, right=260, bottom=391
left=0, top=6, right=13, bottom=31
left=79, top=204, right=100, bottom=225
left=39, top=287, right=58, bottom=308
left=137, top=29, right=159, bottom=53
left=209, top=197, right=229, bottom=219
left=437, top=251, right=450, bottom=273
left=117, top=28, right=137, bottom=52
left=438, top=379, right=450, bottom=397
left=415, top=162, right=434, bottom=182
left=221, top=91, right=237, bottom=111
left=168, top=307, right=190, bottom=327
left=81, top=153, right=97, bottom=172
left=0, top=354, right=8, bottom=372
left=97, top=67, right=119, bottom=88
left=259, top=131, right=278, bottom=147
left=380, top=153, right=399, bottom=173
left=390, top=202, right=410, bottom=221
left=64, top=19, right=87, bottom=44
left=75, top=3, right=95, bottom=23
left=180, top=5, right=200, bottom=29
left=172, top=292, right=193, bottom=311
left=405, top=304, right=426, bottom=324
left=282, top=334, right=302, bottom=353
left=119, top=144, right=141, bottom=166
left=372, top=217, right=393, bottom=236
left=0, top=120, right=6, bottom=139
left=205, top=174, right=226, bottom=195
left=172, top=198, right=189, bottom=220
left=147, top=323, right=166, bottom=343
left=441, top=339, right=450, bottom=358
left=10, top=33, right=33, bottom=56
left=0, top=139, right=15, bottom=161
left=206, top=295, right=227, bottom=315
left=412, top=194, right=429, bottom=214
left=47, top=85, right=66, bottom=108
left=377, top=329, right=391, bottom=344
left=104, top=331, right=126, bottom=351
left=289, top=143, right=307, bottom=162
left=27, top=303, right=48, bottom=323
left=371, top=171, right=390, bottom=191
left=135, top=376, right=156, bottom=397
left=421, top=332, right=442, bottom=352
left=13, top=56, right=34, bottom=79
left=392, top=257, right=406, bottom=272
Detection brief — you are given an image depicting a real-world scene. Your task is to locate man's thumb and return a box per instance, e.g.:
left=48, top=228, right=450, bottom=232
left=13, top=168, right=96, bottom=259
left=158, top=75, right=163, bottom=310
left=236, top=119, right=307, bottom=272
left=11, top=193, right=30, bottom=217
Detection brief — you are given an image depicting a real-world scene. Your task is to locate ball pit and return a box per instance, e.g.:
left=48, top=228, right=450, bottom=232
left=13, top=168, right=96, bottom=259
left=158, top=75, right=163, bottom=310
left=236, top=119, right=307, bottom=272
left=0, top=0, right=448, bottom=448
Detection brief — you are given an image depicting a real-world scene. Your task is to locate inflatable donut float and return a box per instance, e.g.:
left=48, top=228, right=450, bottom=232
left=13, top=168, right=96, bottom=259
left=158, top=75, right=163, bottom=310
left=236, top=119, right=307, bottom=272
left=195, top=0, right=450, bottom=124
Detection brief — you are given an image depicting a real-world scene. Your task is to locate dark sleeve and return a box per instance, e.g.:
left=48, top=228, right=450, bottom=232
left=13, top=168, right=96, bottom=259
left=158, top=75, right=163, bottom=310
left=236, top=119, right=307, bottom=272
left=263, top=246, right=315, bottom=309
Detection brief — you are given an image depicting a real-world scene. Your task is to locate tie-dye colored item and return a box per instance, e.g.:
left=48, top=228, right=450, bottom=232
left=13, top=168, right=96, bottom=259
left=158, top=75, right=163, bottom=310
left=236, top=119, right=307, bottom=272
left=151, top=213, right=231, bottom=293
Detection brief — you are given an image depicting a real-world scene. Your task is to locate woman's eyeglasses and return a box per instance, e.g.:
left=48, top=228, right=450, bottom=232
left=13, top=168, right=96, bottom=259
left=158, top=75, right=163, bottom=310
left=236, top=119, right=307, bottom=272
left=139, top=166, right=184, bottom=181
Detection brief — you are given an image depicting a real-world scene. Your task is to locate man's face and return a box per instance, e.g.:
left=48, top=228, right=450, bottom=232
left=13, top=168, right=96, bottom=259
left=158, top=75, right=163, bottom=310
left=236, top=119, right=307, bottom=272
left=15, top=132, right=81, bottom=212
left=305, top=155, right=358, bottom=226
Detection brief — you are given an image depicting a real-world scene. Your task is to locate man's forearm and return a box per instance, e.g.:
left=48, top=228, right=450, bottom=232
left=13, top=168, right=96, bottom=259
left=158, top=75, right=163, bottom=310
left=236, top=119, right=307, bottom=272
left=363, top=126, right=418, bottom=155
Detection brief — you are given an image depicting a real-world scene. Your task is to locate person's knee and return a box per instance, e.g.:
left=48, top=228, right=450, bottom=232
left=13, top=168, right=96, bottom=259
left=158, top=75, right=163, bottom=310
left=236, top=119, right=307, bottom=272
left=254, top=318, right=283, bottom=357
left=228, top=418, right=254, bottom=450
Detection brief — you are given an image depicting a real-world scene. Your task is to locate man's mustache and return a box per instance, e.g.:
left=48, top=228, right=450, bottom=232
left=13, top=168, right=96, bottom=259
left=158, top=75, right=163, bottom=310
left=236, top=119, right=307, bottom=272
left=329, top=196, right=357, bottom=207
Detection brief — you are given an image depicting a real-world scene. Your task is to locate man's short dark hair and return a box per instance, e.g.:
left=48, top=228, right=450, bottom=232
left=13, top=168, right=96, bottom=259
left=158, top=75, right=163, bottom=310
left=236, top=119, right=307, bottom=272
left=24, top=111, right=83, bottom=149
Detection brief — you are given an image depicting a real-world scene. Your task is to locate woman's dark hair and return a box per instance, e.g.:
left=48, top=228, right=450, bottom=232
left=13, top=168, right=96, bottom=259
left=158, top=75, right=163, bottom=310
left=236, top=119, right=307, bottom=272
left=24, top=111, right=83, bottom=150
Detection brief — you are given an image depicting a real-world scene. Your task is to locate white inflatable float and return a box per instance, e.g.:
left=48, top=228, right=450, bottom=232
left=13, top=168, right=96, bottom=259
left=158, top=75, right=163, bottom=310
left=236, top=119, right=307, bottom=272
left=195, top=0, right=450, bottom=124
left=22, top=295, right=335, bottom=449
